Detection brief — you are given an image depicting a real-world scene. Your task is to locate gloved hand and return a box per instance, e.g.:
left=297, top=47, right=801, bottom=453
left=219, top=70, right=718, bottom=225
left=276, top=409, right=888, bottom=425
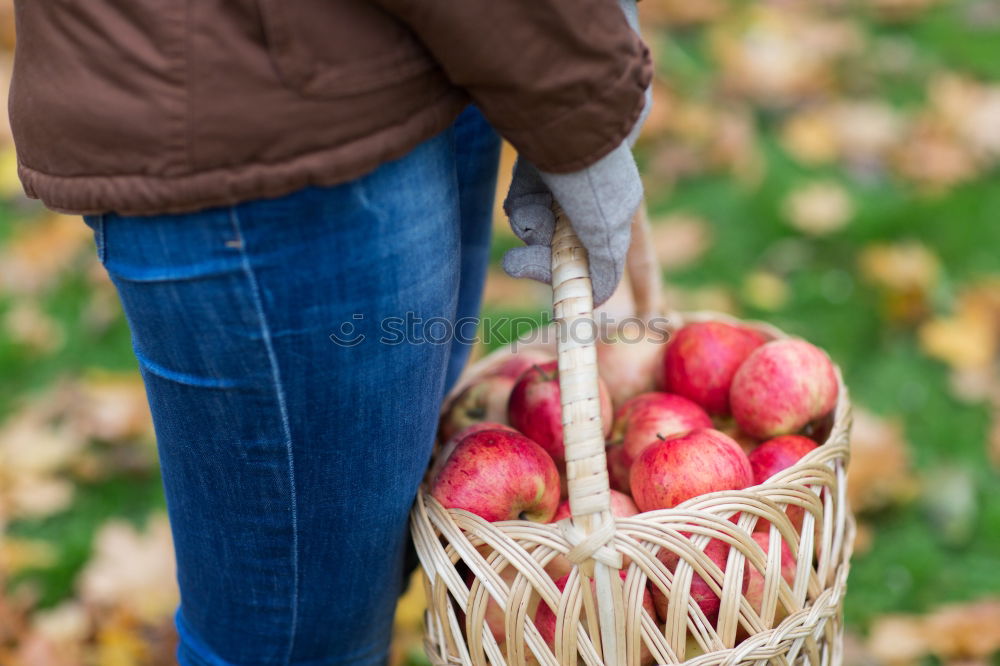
left=502, top=0, right=650, bottom=307
left=501, top=146, right=642, bottom=306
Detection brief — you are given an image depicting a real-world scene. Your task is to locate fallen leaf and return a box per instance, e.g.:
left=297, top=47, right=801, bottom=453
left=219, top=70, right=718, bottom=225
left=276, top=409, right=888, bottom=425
left=0, top=538, right=58, bottom=575
left=919, top=308, right=996, bottom=370
left=893, top=118, right=978, bottom=190
left=868, top=600, right=1000, bottom=663
left=868, top=615, right=928, bottom=664
left=649, top=213, right=713, bottom=270
left=94, top=612, right=149, bottom=666
left=78, top=515, right=178, bottom=624
left=781, top=107, right=839, bottom=165
left=3, top=300, right=66, bottom=354
left=0, top=213, right=94, bottom=296
left=859, top=242, right=940, bottom=324
left=709, top=7, right=861, bottom=105
left=847, top=407, right=917, bottom=512
left=923, top=600, right=1000, bottom=660
left=948, top=365, right=997, bottom=404
left=31, top=601, right=90, bottom=645
left=833, top=100, right=905, bottom=165
left=741, top=271, right=790, bottom=311
left=0, top=406, right=84, bottom=522
left=71, top=373, right=154, bottom=443
left=919, top=285, right=1000, bottom=370
left=859, top=242, right=939, bottom=293
left=782, top=180, right=854, bottom=235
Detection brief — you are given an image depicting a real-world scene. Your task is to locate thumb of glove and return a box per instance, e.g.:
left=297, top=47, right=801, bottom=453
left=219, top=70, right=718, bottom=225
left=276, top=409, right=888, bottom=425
left=501, top=245, right=552, bottom=285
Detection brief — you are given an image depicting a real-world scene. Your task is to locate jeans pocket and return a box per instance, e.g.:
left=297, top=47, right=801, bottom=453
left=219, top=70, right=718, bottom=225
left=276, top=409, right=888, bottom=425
left=82, top=214, right=107, bottom=264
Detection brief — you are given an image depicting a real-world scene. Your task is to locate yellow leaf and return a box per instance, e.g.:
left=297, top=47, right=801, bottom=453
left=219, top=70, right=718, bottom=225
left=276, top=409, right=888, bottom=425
left=859, top=242, right=940, bottom=291
left=0, top=538, right=58, bottom=574
left=0, top=213, right=94, bottom=296
left=919, top=309, right=996, bottom=370
left=3, top=300, right=65, bottom=354
left=847, top=408, right=917, bottom=512
left=72, top=372, right=154, bottom=443
left=782, top=181, right=854, bottom=235
left=781, top=108, right=838, bottom=165
left=649, top=213, right=713, bottom=270
left=95, top=617, right=148, bottom=666
left=868, top=600, right=1000, bottom=663
left=868, top=615, right=928, bottom=664
left=78, top=515, right=179, bottom=624
left=742, top=271, right=789, bottom=311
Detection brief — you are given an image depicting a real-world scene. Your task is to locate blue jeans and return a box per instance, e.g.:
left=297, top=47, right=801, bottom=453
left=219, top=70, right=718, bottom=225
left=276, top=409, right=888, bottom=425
left=84, top=107, right=501, bottom=666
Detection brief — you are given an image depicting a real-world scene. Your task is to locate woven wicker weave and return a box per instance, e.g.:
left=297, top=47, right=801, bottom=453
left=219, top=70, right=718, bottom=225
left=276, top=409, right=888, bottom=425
left=411, top=207, right=854, bottom=666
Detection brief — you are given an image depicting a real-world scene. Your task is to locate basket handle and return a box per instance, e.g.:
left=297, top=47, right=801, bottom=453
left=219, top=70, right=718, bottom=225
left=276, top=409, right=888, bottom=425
left=551, top=205, right=643, bottom=666
left=553, top=200, right=660, bottom=527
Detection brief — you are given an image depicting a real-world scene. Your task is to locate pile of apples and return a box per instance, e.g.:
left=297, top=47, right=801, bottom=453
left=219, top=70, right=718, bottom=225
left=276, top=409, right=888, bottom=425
left=430, top=321, right=839, bottom=653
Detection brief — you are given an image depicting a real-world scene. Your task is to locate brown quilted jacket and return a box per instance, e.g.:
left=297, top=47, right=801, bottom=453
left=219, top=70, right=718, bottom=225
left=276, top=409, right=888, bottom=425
left=8, top=0, right=652, bottom=215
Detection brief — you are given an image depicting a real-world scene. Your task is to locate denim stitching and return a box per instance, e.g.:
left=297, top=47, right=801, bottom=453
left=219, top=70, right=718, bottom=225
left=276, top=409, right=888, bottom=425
left=228, top=208, right=300, bottom=665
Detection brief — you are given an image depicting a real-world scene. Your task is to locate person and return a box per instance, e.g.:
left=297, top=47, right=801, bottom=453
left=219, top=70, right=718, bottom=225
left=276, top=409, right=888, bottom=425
left=8, top=1, right=652, bottom=664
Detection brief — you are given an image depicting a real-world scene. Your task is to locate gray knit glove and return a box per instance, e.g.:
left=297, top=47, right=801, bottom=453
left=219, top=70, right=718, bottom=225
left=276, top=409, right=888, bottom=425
left=501, top=0, right=650, bottom=307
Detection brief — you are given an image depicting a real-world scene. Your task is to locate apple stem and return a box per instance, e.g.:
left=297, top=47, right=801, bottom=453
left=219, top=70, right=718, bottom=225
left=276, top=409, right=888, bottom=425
left=656, top=433, right=666, bottom=441
left=532, top=363, right=552, bottom=382
left=518, top=511, right=530, bottom=521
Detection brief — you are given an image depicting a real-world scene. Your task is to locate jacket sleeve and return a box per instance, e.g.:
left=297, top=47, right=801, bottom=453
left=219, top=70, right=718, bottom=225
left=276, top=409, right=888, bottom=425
left=370, top=0, right=653, bottom=173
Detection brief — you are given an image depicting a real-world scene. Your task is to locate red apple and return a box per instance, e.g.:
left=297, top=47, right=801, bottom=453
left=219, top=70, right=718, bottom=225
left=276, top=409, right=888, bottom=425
left=596, top=325, right=668, bottom=408
left=429, top=422, right=518, bottom=483
left=652, top=537, right=750, bottom=623
left=629, top=428, right=753, bottom=512
left=611, top=392, right=713, bottom=466
left=661, top=322, right=767, bottom=415
left=438, top=351, right=554, bottom=444
left=749, top=435, right=818, bottom=485
left=606, top=443, right=632, bottom=494
left=508, top=360, right=613, bottom=466
left=749, top=434, right=818, bottom=533
left=536, top=571, right=657, bottom=664
left=744, top=532, right=796, bottom=619
left=731, top=340, right=838, bottom=439
left=492, top=349, right=556, bottom=380
left=439, top=374, right=517, bottom=443
left=431, top=429, right=560, bottom=523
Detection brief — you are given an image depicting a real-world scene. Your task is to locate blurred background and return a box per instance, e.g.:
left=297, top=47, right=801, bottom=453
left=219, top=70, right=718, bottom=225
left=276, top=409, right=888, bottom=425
left=2, top=0, right=1000, bottom=663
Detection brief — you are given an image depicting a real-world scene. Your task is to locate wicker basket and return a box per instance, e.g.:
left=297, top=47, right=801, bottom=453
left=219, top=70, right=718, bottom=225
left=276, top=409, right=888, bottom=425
left=411, top=207, right=854, bottom=666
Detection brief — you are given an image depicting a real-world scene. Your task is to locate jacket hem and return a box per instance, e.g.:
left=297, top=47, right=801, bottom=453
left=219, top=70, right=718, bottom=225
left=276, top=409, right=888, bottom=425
left=18, top=91, right=470, bottom=217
